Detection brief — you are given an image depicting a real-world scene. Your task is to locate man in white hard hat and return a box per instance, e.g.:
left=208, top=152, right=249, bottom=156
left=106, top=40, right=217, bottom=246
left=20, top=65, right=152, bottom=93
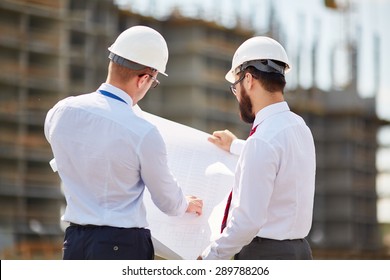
left=199, top=36, right=316, bottom=260
left=44, top=26, right=203, bottom=260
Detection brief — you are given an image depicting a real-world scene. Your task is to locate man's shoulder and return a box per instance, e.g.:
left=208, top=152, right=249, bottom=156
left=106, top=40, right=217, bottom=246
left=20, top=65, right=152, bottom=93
left=52, top=92, right=93, bottom=108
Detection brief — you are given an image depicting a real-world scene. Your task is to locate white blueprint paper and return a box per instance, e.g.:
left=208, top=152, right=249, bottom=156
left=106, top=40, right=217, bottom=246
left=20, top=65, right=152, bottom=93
left=141, top=110, right=238, bottom=260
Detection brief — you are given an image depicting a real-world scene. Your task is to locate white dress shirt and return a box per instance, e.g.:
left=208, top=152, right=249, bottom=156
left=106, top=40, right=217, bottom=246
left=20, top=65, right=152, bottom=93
left=44, top=83, right=188, bottom=228
left=202, top=101, right=316, bottom=260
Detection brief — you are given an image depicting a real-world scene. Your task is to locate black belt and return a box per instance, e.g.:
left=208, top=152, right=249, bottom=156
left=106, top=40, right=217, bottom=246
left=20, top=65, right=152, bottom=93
left=69, top=223, right=145, bottom=231
left=70, top=222, right=102, bottom=228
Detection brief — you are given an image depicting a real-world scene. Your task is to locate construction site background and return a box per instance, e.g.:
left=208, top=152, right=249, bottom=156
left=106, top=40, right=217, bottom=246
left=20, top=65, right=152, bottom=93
left=0, top=0, right=389, bottom=259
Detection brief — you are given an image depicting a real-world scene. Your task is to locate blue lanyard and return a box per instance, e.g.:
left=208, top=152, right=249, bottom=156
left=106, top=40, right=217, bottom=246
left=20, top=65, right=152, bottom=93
left=99, top=90, right=127, bottom=105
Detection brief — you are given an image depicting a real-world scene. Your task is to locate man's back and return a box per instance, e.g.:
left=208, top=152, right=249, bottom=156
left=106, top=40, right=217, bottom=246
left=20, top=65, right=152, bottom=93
left=248, top=105, right=316, bottom=239
left=45, top=89, right=160, bottom=227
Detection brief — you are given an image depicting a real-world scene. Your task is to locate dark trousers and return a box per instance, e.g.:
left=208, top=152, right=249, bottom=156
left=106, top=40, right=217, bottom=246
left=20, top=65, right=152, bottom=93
left=63, top=224, right=154, bottom=260
left=234, top=237, right=313, bottom=260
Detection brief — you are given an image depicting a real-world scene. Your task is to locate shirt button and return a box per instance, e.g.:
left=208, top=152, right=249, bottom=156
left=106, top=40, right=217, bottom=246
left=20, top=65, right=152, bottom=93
left=113, top=246, right=119, bottom=251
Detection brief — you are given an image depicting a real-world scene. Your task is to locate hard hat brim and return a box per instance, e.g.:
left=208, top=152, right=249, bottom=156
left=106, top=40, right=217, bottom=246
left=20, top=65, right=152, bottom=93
left=225, top=70, right=235, bottom=84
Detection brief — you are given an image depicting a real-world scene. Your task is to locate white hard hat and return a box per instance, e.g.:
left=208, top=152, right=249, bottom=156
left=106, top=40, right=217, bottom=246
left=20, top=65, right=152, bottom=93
left=225, top=36, right=290, bottom=83
left=108, top=26, right=169, bottom=76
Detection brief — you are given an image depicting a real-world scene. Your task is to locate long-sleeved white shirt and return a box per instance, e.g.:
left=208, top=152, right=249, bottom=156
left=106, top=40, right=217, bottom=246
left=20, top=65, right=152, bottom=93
left=44, top=83, right=188, bottom=228
left=202, top=101, right=316, bottom=260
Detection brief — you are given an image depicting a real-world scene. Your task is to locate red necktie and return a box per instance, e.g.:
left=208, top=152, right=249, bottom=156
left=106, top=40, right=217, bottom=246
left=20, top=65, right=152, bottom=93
left=220, top=125, right=258, bottom=233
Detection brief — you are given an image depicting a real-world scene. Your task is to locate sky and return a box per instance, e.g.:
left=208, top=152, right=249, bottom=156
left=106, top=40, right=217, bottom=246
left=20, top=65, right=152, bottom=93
left=116, top=0, right=390, bottom=222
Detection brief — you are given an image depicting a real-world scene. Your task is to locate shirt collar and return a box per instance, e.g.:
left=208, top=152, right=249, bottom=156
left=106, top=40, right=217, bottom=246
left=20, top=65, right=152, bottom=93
left=97, top=83, right=133, bottom=107
left=252, top=101, right=290, bottom=129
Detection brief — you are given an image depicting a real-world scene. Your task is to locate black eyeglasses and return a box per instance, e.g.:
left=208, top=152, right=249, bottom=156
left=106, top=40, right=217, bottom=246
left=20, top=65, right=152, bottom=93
left=229, top=74, right=245, bottom=95
left=148, top=74, right=160, bottom=88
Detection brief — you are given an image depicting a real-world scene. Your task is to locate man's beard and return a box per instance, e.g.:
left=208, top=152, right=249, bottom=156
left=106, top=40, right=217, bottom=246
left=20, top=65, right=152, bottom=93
left=238, top=87, right=255, bottom=124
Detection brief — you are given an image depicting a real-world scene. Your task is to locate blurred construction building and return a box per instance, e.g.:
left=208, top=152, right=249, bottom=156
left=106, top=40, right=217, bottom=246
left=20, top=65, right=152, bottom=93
left=0, top=0, right=117, bottom=259
left=0, top=0, right=388, bottom=259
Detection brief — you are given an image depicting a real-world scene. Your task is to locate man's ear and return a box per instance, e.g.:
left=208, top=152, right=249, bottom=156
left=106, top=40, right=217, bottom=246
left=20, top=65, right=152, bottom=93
left=245, top=73, right=255, bottom=91
left=137, top=74, right=148, bottom=89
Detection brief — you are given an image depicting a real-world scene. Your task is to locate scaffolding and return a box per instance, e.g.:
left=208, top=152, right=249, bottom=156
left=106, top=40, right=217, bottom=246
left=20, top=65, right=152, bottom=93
left=0, top=0, right=117, bottom=259
left=0, top=0, right=388, bottom=259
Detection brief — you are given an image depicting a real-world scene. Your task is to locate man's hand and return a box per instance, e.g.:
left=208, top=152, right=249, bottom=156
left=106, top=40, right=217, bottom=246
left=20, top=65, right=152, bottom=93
left=186, top=196, right=203, bottom=215
left=208, top=129, right=237, bottom=152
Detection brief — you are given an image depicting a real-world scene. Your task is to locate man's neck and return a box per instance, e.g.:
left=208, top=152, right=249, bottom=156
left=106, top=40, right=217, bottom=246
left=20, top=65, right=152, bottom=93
left=252, top=91, right=284, bottom=115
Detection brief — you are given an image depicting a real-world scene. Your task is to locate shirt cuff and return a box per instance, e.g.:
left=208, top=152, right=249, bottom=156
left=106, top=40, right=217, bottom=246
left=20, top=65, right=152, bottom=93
left=230, top=139, right=245, bottom=156
left=201, top=245, right=217, bottom=260
left=179, top=196, right=189, bottom=216
left=201, top=243, right=229, bottom=260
